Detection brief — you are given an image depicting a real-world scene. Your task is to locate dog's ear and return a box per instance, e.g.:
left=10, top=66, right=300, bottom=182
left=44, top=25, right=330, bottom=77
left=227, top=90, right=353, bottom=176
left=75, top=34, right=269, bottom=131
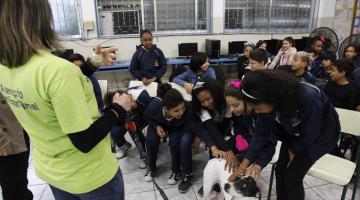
left=242, top=177, right=260, bottom=197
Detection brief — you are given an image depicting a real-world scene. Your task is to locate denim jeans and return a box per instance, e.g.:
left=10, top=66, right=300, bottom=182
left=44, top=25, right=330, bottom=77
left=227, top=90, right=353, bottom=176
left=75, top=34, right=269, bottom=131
left=50, top=169, right=124, bottom=200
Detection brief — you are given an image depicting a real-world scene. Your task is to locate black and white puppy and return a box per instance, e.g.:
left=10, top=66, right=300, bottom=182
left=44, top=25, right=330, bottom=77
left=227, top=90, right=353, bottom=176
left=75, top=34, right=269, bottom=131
left=203, top=158, right=260, bottom=200
left=224, top=175, right=260, bottom=199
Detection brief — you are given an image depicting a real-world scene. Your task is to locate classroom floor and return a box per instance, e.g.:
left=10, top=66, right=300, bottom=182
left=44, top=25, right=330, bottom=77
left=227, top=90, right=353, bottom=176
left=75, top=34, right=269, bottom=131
left=1, top=136, right=359, bottom=200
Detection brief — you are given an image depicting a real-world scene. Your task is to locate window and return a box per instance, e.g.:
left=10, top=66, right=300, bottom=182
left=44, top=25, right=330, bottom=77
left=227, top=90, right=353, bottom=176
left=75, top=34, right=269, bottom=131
left=224, top=0, right=317, bottom=33
left=49, top=0, right=83, bottom=38
left=96, top=0, right=209, bottom=37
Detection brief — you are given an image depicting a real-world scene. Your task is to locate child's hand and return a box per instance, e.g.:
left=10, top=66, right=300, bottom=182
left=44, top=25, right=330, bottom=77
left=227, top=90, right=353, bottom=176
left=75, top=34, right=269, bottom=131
left=228, top=165, right=247, bottom=182
left=147, top=77, right=157, bottom=84
left=142, top=77, right=148, bottom=85
left=225, top=151, right=239, bottom=173
left=184, top=83, right=193, bottom=94
left=246, top=164, right=262, bottom=181
left=210, top=146, right=227, bottom=159
left=156, top=126, right=167, bottom=138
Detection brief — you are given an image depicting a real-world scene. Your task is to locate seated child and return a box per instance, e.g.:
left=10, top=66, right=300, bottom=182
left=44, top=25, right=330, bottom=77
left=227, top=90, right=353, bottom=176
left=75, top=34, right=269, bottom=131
left=130, top=30, right=167, bottom=85
left=291, top=51, right=316, bottom=84
left=104, top=87, right=152, bottom=168
left=268, top=36, right=297, bottom=69
left=172, top=52, right=215, bottom=93
left=248, top=49, right=269, bottom=72
left=143, top=83, right=197, bottom=193
left=236, top=42, right=254, bottom=79
left=314, top=51, right=336, bottom=81
left=324, top=59, right=358, bottom=110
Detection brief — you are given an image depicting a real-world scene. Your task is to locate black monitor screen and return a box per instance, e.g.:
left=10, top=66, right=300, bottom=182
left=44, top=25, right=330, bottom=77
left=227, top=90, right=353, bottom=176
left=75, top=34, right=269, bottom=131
left=294, top=38, right=308, bottom=51
left=178, top=43, right=198, bottom=57
left=265, top=39, right=281, bottom=55
left=228, top=41, right=245, bottom=54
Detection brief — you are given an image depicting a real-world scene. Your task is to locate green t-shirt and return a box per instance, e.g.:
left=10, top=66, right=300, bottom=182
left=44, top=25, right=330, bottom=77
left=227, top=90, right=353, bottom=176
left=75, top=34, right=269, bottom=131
left=0, top=50, right=118, bottom=194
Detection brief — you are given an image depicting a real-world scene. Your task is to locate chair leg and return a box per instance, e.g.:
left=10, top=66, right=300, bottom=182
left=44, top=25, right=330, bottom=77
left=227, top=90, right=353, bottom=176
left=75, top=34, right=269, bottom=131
left=351, top=169, right=359, bottom=200
left=341, top=184, right=348, bottom=200
left=267, top=163, right=276, bottom=200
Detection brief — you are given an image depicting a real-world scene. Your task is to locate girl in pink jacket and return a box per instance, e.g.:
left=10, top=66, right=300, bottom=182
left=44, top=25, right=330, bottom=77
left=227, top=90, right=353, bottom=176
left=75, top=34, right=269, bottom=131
left=268, top=37, right=297, bottom=69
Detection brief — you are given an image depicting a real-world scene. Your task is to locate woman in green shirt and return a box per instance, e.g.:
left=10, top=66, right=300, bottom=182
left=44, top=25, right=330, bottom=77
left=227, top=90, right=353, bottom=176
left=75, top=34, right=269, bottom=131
left=0, top=1, right=131, bottom=199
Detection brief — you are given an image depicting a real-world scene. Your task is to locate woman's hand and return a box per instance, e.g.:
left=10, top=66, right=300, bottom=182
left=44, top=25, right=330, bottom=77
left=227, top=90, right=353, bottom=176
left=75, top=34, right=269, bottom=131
left=246, top=164, right=262, bottom=181
left=184, top=83, right=193, bottom=94
left=210, top=146, right=227, bottom=159
left=112, top=93, right=132, bottom=111
left=224, top=151, right=239, bottom=173
left=156, top=126, right=167, bottom=138
left=91, top=45, right=118, bottom=67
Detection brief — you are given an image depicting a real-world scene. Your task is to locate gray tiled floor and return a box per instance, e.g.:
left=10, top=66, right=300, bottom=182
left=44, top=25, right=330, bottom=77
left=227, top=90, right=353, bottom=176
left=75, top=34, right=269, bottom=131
left=1, top=139, right=359, bottom=200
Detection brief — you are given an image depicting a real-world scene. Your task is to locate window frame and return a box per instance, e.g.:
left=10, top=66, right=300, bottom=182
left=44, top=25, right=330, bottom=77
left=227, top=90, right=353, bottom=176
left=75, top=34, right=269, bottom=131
left=223, top=0, right=319, bottom=34
left=50, top=0, right=84, bottom=39
left=95, top=0, right=211, bottom=38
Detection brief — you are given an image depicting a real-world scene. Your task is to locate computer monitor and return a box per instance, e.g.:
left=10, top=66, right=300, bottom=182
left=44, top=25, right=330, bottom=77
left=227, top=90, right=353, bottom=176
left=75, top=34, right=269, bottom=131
left=228, top=41, right=245, bottom=55
left=265, top=39, right=281, bottom=55
left=294, top=38, right=309, bottom=51
left=178, top=43, right=198, bottom=57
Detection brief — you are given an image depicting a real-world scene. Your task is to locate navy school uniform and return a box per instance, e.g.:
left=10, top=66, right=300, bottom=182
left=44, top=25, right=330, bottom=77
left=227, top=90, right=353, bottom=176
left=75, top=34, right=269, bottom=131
left=245, top=82, right=340, bottom=169
left=110, top=88, right=152, bottom=150
left=129, top=46, right=167, bottom=81
left=197, top=107, right=253, bottom=160
left=309, top=56, right=322, bottom=76
left=296, top=71, right=316, bottom=85
left=143, top=98, right=195, bottom=174
left=324, top=81, right=358, bottom=110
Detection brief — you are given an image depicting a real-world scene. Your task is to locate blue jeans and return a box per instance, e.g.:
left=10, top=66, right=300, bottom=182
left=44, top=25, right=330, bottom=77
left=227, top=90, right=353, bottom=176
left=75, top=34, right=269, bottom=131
left=49, top=169, right=124, bottom=200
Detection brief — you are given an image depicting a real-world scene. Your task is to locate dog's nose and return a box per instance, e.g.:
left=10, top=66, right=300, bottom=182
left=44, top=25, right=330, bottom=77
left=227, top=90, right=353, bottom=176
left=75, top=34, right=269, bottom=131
left=224, top=183, right=230, bottom=191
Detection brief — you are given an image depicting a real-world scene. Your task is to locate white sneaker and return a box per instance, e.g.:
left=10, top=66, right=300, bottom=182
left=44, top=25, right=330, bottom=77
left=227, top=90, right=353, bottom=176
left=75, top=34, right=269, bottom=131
left=168, top=171, right=182, bottom=185
left=115, top=142, right=131, bottom=159
left=138, top=162, right=147, bottom=169
left=144, top=168, right=154, bottom=182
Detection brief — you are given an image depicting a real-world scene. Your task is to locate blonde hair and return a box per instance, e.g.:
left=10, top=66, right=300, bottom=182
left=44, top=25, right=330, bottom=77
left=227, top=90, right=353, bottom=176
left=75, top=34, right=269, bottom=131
left=294, top=51, right=310, bottom=66
left=0, top=0, right=61, bottom=68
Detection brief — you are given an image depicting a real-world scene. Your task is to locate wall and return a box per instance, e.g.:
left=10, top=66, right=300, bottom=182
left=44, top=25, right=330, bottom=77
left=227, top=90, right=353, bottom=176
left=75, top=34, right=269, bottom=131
left=317, top=0, right=337, bottom=28
left=61, top=0, right=326, bottom=60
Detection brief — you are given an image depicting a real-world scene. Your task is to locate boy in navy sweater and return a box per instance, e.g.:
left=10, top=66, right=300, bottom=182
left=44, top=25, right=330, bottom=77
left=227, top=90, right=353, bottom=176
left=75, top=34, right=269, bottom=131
left=130, top=30, right=167, bottom=85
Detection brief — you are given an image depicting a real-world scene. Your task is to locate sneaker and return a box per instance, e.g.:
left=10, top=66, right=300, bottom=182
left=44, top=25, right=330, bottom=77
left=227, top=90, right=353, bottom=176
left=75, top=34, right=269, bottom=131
left=144, top=168, right=154, bottom=182
left=197, top=186, right=203, bottom=197
left=115, top=142, right=132, bottom=159
left=178, top=174, right=193, bottom=193
left=168, top=171, right=182, bottom=185
left=138, top=161, right=147, bottom=169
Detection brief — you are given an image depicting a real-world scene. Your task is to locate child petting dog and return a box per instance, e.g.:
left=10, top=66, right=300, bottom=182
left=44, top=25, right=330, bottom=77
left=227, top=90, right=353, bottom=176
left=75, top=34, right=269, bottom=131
left=229, top=70, right=340, bottom=200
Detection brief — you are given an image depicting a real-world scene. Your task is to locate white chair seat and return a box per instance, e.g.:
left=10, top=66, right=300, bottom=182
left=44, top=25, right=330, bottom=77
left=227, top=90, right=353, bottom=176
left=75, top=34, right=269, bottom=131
left=269, top=141, right=282, bottom=164
left=308, top=154, right=356, bottom=185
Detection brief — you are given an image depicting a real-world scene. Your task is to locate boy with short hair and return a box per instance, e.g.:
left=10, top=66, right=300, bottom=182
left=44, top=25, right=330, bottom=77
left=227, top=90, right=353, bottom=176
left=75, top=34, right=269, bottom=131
left=324, top=58, right=358, bottom=110
left=291, top=51, right=316, bottom=84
